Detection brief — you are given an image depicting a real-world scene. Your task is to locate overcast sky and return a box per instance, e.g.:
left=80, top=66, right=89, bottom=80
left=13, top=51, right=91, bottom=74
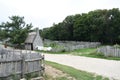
left=0, top=0, right=119, bottom=29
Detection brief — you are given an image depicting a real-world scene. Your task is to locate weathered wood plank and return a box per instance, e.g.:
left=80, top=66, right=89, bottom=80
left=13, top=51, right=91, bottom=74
left=25, top=58, right=42, bottom=62
left=0, top=49, right=44, bottom=79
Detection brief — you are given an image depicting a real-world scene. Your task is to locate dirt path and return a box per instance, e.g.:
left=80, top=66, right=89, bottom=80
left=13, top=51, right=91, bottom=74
left=45, top=54, right=120, bottom=80
left=45, top=65, right=76, bottom=80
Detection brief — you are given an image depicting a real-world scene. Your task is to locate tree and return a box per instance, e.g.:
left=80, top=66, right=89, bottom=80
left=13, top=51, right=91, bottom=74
left=0, top=16, right=33, bottom=45
left=63, top=15, right=74, bottom=40
left=41, top=8, right=120, bottom=44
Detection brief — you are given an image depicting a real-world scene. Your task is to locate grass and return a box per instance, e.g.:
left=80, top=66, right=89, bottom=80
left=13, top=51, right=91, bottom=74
left=73, top=48, right=120, bottom=60
left=36, top=50, right=67, bottom=54
left=70, top=48, right=96, bottom=55
left=36, top=48, right=96, bottom=54
left=38, top=47, right=120, bottom=61
left=44, top=71, right=69, bottom=80
left=44, top=74, right=68, bottom=80
left=80, top=51, right=120, bottom=60
left=46, top=61, right=109, bottom=80
left=24, top=73, right=39, bottom=80
left=55, top=77, right=68, bottom=80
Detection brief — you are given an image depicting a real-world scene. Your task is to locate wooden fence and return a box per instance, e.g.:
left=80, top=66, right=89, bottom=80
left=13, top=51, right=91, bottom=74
left=0, top=49, right=44, bottom=80
left=97, top=46, right=120, bottom=57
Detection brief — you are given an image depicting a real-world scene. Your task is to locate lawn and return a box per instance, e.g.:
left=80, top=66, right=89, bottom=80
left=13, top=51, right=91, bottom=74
left=45, top=61, right=109, bottom=80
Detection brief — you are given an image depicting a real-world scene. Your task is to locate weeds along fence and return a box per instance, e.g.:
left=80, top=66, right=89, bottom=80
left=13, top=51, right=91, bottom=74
left=44, top=39, right=101, bottom=52
left=97, top=46, right=120, bottom=57
left=0, top=49, right=44, bottom=80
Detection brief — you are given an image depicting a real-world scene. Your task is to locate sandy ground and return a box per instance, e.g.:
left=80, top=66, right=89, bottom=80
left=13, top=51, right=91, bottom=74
left=45, top=65, right=76, bottom=80
left=45, top=54, right=120, bottom=80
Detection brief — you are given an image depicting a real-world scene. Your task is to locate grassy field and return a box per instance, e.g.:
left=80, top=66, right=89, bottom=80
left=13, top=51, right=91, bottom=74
left=45, top=61, right=109, bottom=80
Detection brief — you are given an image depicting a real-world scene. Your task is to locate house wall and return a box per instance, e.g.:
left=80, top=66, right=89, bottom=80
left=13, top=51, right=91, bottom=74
left=33, top=29, right=43, bottom=50
left=25, top=43, right=32, bottom=50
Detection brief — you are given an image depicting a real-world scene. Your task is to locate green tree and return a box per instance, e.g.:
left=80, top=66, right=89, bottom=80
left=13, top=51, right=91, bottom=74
left=41, top=8, right=120, bottom=44
left=0, top=16, right=33, bottom=45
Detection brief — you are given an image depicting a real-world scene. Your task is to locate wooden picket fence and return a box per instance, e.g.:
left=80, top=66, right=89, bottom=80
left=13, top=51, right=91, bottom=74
left=0, top=49, right=44, bottom=80
left=97, top=46, right=120, bottom=57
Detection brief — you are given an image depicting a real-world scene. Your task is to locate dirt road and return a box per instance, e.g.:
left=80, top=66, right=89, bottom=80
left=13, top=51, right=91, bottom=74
left=45, top=54, right=120, bottom=80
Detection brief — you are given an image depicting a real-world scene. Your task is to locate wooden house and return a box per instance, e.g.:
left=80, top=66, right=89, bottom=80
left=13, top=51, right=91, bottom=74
left=25, top=28, right=43, bottom=50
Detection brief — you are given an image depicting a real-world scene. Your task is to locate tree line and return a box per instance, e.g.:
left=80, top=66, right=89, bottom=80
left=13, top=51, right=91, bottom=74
left=41, top=8, right=120, bottom=44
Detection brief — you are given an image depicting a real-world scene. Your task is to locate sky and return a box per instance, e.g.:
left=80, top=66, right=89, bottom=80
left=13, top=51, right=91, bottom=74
left=0, top=0, right=120, bottom=29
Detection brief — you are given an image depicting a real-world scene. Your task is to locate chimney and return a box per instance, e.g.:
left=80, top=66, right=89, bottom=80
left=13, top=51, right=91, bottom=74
left=36, top=27, right=39, bottom=35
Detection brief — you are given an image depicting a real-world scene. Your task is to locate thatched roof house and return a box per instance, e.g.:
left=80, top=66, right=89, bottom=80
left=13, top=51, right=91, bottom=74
left=25, top=28, right=43, bottom=50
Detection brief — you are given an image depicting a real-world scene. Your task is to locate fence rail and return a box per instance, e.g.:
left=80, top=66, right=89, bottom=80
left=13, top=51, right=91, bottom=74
left=0, top=49, right=44, bottom=79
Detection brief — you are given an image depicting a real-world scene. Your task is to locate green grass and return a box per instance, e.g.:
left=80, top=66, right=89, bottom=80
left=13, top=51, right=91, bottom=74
left=46, top=61, right=109, bottom=80
left=70, top=48, right=96, bottom=55
left=56, top=77, right=69, bottom=80
left=36, top=50, right=68, bottom=54
left=36, top=48, right=96, bottom=54
left=38, top=47, right=120, bottom=61
left=80, top=51, right=120, bottom=60
left=74, top=48, right=120, bottom=60
left=36, top=46, right=120, bottom=60
left=44, top=74, right=69, bottom=80
left=72, top=48, right=96, bottom=53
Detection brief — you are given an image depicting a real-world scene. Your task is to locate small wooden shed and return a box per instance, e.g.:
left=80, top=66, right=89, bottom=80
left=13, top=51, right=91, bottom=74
left=25, top=28, right=43, bottom=50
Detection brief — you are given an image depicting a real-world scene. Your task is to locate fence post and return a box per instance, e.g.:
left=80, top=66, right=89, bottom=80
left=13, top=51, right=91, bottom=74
left=21, top=54, right=25, bottom=78
left=39, top=54, right=44, bottom=76
left=41, top=55, right=45, bottom=76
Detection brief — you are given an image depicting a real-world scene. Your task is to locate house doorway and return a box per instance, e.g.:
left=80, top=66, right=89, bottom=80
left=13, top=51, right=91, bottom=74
left=31, top=43, right=33, bottom=50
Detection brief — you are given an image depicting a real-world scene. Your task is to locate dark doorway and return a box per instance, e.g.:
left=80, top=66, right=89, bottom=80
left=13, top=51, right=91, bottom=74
left=31, top=43, right=33, bottom=50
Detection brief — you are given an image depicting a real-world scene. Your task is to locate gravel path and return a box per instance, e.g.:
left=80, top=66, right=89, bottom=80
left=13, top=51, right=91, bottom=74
left=45, top=54, right=120, bottom=80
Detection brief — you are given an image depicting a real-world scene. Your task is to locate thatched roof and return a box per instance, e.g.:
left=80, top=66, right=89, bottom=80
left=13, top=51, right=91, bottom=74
left=25, top=32, right=36, bottom=43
